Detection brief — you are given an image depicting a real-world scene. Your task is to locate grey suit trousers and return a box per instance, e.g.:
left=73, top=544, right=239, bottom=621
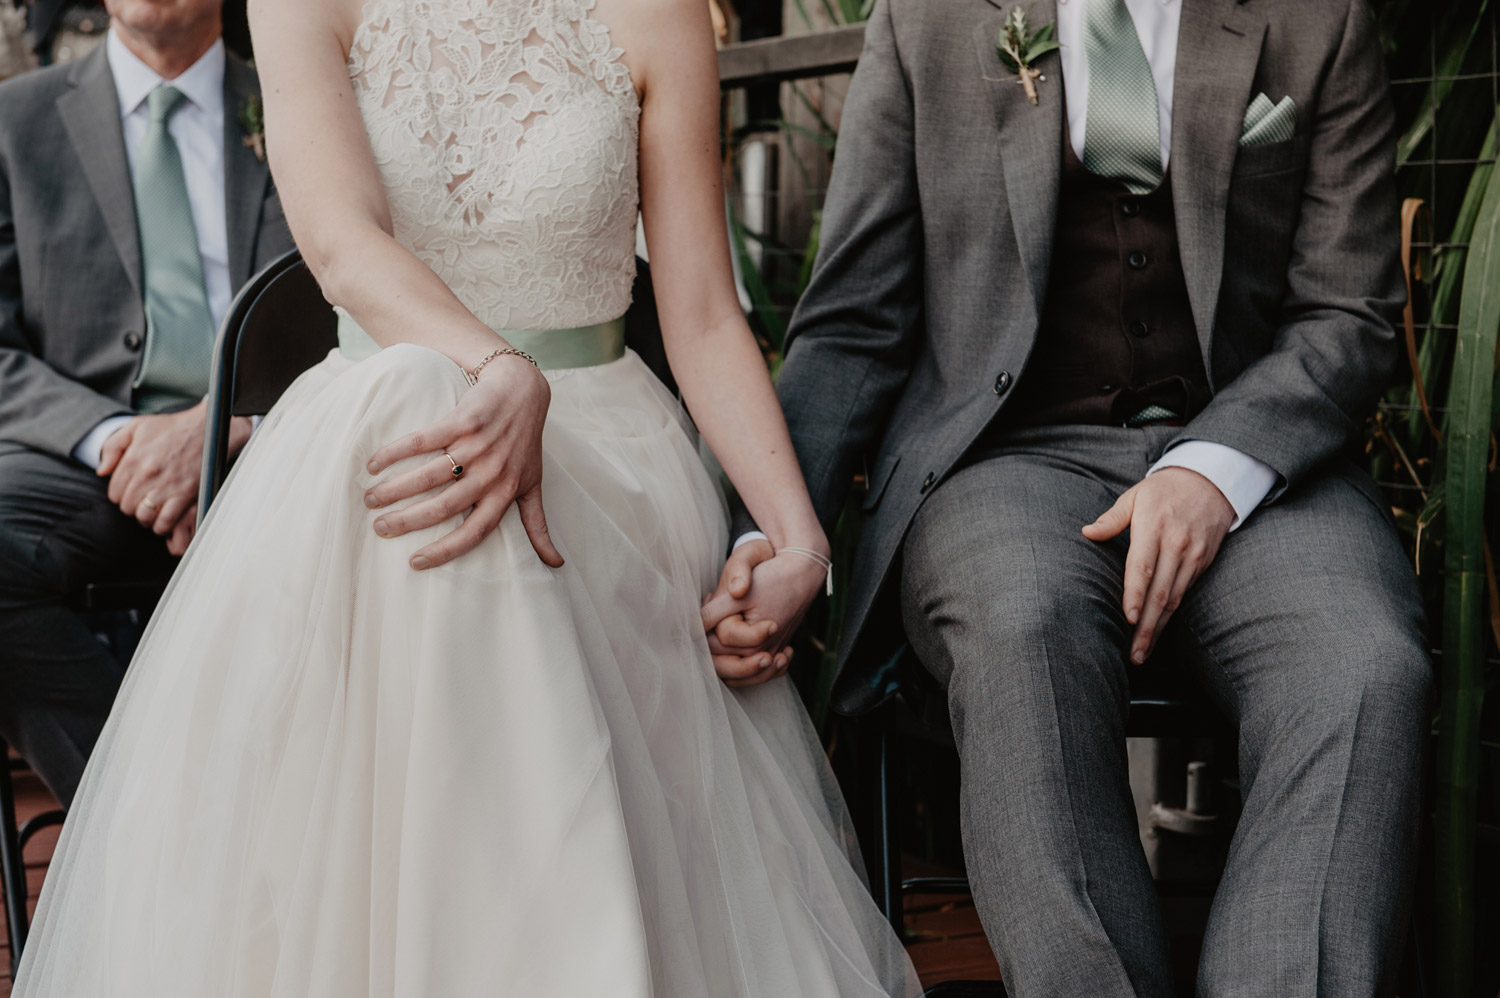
left=900, top=425, right=1431, bottom=998
left=0, top=448, right=175, bottom=806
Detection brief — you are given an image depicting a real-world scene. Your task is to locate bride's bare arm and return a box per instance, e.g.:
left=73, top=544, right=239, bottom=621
left=608, top=0, right=833, bottom=681
left=246, top=0, right=563, bottom=570
left=249, top=0, right=508, bottom=365
left=617, top=0, right=830, bottom=611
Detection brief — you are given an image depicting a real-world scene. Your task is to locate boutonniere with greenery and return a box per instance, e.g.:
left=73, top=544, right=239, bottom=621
left=239, top=95, right=266, bottom=163
left=996, top=6, right=1059, bottom=105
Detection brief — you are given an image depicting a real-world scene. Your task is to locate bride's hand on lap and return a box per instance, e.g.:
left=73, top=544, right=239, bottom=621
left=362, top=356, right=564, bottom=571
left=701, top=539, right=825, bottom=687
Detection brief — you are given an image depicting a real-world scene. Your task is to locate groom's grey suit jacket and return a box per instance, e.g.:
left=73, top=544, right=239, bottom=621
left=762, top=0, right=1404, bottom=714
left=0, top=43, right=293, bottom=461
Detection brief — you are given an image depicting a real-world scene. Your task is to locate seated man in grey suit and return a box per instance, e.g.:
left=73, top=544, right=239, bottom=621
left=0, top=0, right=292, bottom=806
left=706, top=0, right=1430, bottom=993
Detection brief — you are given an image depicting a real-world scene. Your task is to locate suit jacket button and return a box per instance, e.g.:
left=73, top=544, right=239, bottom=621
left=123, top=331, right=143, bottom=351
left=993, top=371, right=1011, bottom=394
left=921, top=472, right=935, bottom=494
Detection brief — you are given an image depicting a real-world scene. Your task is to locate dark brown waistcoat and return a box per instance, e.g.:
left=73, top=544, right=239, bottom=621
left=1004, top=128, right=1211, bottom=428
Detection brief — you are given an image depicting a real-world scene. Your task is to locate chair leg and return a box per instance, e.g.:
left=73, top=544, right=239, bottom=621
left=876, top=724, right=904, bottom=939
left=0, top=740, right=30, bottom=976
left=18, top=811, right=64, bottom=853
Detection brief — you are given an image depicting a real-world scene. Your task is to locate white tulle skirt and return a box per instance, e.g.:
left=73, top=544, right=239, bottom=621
left=14, top=345, right=920, bottom=997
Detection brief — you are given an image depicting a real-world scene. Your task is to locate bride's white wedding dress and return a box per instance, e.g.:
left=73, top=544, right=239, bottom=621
left=13, top=1, right=919, bottom=994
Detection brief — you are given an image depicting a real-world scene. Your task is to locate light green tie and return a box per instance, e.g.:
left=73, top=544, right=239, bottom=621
left=1081, top=0, right=1162, bottom=195
left=132, top=85, right=216, bottom=413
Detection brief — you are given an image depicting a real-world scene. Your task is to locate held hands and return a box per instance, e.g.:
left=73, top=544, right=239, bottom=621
left=362, top=356, right=563, bottom=571
left=100, top=401, right=253, bottom=556
left=1082, top=467, right=1235, bottom=664
left=700, top=537, right=829, bottom=687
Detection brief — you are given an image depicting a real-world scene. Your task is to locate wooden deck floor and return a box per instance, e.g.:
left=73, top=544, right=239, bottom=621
left=0, top=769, right=1000, bottom=996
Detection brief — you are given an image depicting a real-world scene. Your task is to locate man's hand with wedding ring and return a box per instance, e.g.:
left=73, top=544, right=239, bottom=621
left=362, top=353, right=563, bottom=571
left=100, top=401, right=252, bottom=554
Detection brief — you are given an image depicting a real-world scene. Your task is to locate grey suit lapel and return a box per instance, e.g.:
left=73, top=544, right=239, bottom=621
left=57, top=45, right=143, bottom=299
left=223, top=54, right=270, bottom=290
left=1171, top=0, right=1266, bottom=373
left=975, top=0, right=1062, bottom=318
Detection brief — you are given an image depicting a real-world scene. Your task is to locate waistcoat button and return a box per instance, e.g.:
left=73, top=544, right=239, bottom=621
left=994, top=371, right=1011, bottom=394
left=1128, top=251, right=1148, bottom=269
left=123, top=331, right=143, bottom=351
left=921, top=472, right=935, bottom=494
left=1120, top=198, right=1141, bottom=217
left=1129, top=320, right=1150, bottom=338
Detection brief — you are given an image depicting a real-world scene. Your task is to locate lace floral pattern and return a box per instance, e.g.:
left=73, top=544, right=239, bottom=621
left=348, top=0, right=639, bottom=331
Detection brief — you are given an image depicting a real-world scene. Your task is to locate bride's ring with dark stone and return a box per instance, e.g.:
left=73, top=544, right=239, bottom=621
left=444, top=452, right=464, bottom=479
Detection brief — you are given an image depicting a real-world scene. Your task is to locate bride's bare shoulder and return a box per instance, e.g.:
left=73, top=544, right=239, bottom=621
left=592, top=0, right=718, bottom=99
left=248, top=0, right=369, bottom=52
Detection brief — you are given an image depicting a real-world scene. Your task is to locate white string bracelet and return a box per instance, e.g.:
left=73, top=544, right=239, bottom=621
left=777, top=546, right=834, bottom=597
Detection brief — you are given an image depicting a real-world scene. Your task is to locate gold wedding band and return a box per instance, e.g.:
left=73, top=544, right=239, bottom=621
left=444, top=452, right=463, bottom=479
left=140, top=496, right=160, bottom=511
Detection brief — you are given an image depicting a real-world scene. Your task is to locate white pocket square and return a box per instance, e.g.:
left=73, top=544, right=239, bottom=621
left=1240, top=93, right=1296, bottom=147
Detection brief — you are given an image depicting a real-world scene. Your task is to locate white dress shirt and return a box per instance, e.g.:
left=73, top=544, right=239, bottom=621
left=1058, top=0, right=1276, bottom=528
left=73, top=31, right=231, bottom=471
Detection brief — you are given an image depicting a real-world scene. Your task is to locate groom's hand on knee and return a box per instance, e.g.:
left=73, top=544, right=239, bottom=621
left=1082, top=468, right=1235, bottom=664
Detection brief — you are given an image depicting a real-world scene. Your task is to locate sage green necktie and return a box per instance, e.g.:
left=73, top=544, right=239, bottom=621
left=132, top=85, right=216, bottom=413
left=1081, top=0, right=1162, bottom=195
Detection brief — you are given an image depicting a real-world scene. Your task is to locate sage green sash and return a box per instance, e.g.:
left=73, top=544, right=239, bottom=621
left=337, top=313, right=627, bottom=371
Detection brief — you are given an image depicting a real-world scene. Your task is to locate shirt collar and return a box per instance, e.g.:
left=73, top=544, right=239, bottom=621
left=106, top=28, right=226, bottom=121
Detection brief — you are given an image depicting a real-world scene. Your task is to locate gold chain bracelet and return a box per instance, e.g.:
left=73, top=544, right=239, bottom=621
left=464, top=347, right=539, bottom=386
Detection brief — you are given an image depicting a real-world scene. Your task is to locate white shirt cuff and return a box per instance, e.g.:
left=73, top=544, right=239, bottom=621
left=732, top=530, right=769, bottom=552
left=71, top=415, right=135, bottom=471
left=1149, top=440, right=1277, bottom=531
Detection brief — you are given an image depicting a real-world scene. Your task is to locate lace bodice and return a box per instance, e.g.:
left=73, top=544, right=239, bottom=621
left=347, top=0, right=640, bottom=331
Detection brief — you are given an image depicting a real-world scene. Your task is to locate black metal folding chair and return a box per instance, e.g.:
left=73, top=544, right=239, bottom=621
left=198, top=249, right=340, bottom=515
left=0, top=738, right=64, bottom=976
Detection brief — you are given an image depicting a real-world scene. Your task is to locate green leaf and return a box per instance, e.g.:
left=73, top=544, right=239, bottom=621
left=780, top=118, right=838, bottom=153
left=1435, top=108, right=1500, bottom=998
left=1025, top=39, right=1061, bottom=61
left=1027, top=23, right=1056, bottom=46
left=797, top=210, right=823, bottom=297
left=788, top=0, right=815, bottom=31
left=1396, top=0, right=1492, bottom=166
left=728, top=212, right=787, bottom=352
left=1405, top=112, right=1498, bottom=440
left=1418, top=480, right=1446, bottom=530
left=790, top=83, right=839, bottom=137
